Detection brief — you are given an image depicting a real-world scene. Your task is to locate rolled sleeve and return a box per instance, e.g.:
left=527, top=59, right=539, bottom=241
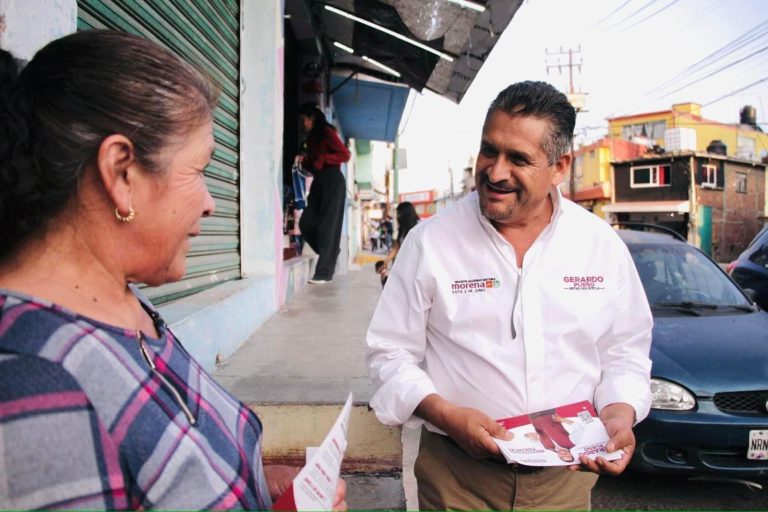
left=366, top=233, right=436, bottom=426
left=594, top=242, right=653, bottom=423
left=368, top=365, right=437, bottom=427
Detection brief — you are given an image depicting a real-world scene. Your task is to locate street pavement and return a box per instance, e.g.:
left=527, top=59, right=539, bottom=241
left=212, top=255, right=417, bottom=510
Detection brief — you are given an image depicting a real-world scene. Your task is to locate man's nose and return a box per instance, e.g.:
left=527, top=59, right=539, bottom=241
left=486, top=154, right=512, bottom=182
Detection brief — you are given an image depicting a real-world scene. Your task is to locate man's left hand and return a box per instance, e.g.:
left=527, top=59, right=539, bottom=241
left=568, top=402, right=636, bottom=476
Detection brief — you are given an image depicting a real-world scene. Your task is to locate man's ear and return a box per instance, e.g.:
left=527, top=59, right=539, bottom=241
left=96, top=134, right=138, bottom=214
left=551, top=152, right=572, bottom=186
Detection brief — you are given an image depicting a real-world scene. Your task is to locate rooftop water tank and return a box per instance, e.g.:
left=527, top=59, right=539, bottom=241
left=706, top=140, right=727, bottom=155
left=740, top=105, right=757, bottom=126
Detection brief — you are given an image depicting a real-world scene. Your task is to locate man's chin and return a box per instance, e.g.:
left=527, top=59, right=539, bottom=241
left=479, top=201, right=514, bottom=223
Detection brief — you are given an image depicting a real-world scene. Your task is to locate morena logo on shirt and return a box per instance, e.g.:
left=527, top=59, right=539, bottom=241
left=451, top=277, right=501, bottom=294
left=563, top=275, right=606, bottom=291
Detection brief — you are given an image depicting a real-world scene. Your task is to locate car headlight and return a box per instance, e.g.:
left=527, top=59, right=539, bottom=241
left=650, top=378, right=696, bottom=410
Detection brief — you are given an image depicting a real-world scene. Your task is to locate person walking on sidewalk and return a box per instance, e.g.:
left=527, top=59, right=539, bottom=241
left=366, top=81, right=652, bottom=510
left=376, top=202, right=420, bottom=287
left=0, top=31, right=346, bottom=511
left=296, top=102, right=351, bottom=284
left=380, top=215, right=393, bottom=252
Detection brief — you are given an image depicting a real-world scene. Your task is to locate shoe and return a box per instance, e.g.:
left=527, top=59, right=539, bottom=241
left=308, top=278, right=332, bottom=284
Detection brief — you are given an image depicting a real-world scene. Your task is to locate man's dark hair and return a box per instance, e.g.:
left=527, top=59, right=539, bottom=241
left=485, top=81, right=575, bottom=165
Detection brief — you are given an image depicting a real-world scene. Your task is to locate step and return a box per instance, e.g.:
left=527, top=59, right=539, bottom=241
left=249, top=401, right=405, bottom=510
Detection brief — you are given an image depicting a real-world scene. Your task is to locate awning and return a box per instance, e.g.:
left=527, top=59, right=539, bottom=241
left=603, top=201, right=690, bottom=214
left=331, top=73, right=409, bottom=142
left=285, top=0, right=524, bottom=103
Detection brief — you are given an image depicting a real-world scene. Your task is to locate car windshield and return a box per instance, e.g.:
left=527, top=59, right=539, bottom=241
left=629, top=243, right=751, bottom=308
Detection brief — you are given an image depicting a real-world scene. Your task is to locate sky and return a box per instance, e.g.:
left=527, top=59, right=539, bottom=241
left=392, top=0, right=768, bottom=195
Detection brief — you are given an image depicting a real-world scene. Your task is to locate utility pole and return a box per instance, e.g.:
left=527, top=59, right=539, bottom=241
left=546, top=46, right=587, bottom=202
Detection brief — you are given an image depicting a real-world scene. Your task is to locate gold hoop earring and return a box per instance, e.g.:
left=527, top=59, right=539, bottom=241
left=115, top=207, right=135, bottom=223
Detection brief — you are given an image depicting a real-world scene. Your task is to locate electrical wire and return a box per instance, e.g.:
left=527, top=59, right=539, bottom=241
left=703, top=77, right=768, bottom=107
left=602, top=0, right=661, bottom=32
left=656, top=45, right=768, bottom=100
left=649, top=20, right=768, bottom=93
left=682, top=0, right=728, bottom=29
left=587, top=0, right=632, bottom=29
left=620, top=0, right=683, bottom=32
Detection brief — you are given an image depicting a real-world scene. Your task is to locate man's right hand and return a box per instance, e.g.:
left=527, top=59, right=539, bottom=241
left=415, top=394, right=513, bottom=459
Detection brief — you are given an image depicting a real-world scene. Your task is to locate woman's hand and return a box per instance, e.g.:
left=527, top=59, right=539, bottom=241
left=264, top=465, right=347, bottom=510
left=332, top=478, right=348, bottom=511
left=263, top=464, right=300, bottom=501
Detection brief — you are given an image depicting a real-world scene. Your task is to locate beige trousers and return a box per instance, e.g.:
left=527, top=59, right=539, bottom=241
left=415, top=428, right=599, bottom=511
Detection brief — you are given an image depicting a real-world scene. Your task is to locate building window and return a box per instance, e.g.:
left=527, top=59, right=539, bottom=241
left=702, top=164, right=717, bottom=189
left=735, top=172, right=747, bottom=194
left=631, top=164, right=671, bottom=188
left=622, top=120, right=667, bottom=140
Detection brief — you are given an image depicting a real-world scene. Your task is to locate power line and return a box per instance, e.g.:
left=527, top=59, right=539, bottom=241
left=656, top=45, right=768, bottom=100
left=703, top=77, right=768, bottom=107
left=683, top=0, right=728, bottom=29
left=702, top=21, right=768, bottom=64
left=620, top=0, right=683, bottom=32
left=602, top=0, right=661, bottom=32
left=649, top=20, right=768, bottom=93
left=587, top=0, right=632, bottom=29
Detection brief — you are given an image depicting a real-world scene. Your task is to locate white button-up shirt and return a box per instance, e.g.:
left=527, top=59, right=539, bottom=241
left=366, top=189, right=652, bottom=432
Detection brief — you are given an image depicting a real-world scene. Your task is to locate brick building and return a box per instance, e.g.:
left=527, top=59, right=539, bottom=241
left=606, top=151, right=765, bottom=262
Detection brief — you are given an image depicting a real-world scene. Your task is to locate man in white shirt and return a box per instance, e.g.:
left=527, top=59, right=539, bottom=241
left=366, top=81, right=652, bottom=510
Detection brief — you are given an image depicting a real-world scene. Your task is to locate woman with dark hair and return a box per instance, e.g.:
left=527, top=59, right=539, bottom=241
left=0, top=31, right=345, bottom=510
left=376, top=202, right=421, bottom=286
left=296, top=102, right=351, bottom=284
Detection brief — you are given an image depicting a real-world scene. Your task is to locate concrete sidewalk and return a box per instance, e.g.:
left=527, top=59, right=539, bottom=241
left=212, top=260, right=416, bottom=510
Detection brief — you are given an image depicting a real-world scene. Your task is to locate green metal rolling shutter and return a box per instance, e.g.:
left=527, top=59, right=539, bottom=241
left=77, top=0, right=241, bottom=305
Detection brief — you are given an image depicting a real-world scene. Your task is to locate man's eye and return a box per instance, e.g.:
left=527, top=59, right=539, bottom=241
left=480, top=144, right=497, bottom=157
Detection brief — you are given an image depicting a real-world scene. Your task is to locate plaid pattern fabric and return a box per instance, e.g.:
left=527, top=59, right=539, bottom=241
left=0, top=289, right=272, bottom=510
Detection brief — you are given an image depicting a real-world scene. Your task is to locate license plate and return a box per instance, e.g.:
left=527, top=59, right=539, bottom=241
left=747, top=430, right=768, bottom=460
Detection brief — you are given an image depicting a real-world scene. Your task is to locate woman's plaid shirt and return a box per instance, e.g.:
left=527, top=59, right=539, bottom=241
left=0, top=289, right=272, bottom=510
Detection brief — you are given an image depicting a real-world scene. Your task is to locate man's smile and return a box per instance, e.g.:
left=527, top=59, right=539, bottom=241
left=482, top=175, right=519, bottom=195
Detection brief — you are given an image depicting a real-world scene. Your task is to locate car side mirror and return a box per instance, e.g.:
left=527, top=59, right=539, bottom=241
left=745, top=288, right=768, bottom=311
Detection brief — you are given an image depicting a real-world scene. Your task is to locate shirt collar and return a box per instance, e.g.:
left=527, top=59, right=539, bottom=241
left=474, top=186, right=566, bottom=234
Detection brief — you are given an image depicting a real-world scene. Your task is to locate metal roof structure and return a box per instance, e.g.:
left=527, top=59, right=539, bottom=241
left=285, top=0, right=523, bottom=104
